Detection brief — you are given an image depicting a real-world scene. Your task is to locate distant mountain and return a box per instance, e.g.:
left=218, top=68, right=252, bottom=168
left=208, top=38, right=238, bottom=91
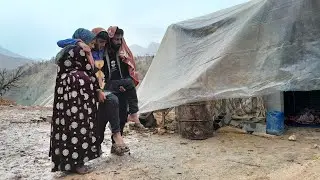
left=0, top=46, right=25, bottom=59
left=130, top=44, right=147, bottom=56
left=0, top=54, right=33, bottom=69
left=147, top=42, right=160, bottom=54
left=0, top=46, right=32, bottom=69
left=130, top=42, right=160, bottom=56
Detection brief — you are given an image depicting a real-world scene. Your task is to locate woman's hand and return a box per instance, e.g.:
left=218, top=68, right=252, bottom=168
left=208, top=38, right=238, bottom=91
left=77, top=41, right=91, bottom=53
left=97, top=90, right=106, bottom=102
left=86, top=51, right=95, bottom=66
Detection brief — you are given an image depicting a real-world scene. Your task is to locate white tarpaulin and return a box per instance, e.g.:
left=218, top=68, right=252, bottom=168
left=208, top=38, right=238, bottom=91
left=137, top=0, right=320, bottom=113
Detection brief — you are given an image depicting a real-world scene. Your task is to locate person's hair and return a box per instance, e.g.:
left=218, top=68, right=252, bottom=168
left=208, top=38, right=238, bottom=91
left=115, top=28, right=124, bottom=36
left=96, top=31, right=109, bottom=40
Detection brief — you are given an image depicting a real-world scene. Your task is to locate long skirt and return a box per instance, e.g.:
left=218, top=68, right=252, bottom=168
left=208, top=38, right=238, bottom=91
left=49, top=70, right=100, bottom=172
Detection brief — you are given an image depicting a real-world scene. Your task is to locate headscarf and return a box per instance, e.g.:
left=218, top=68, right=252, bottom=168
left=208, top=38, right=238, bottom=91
left=71, top=28, right=95, bottom=65
left=91, top=27, right=107, bottom=36
left=72, top=28, right=96, bottom=45
left=107, top=26, right=139, bottom=86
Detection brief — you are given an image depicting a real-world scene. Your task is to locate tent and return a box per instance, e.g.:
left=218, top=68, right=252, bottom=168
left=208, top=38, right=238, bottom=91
left=137, top=0, right=320, bottom=114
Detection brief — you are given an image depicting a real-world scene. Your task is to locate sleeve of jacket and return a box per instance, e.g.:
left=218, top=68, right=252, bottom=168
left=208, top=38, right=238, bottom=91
left=57, top=38, right=80, bottom=48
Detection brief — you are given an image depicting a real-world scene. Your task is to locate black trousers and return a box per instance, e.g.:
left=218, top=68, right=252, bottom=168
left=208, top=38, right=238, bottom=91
left=97, top=92, right=129, bottom=145
left=97, top=93, right=121, bottom=146
left=126, top=85, right=139, bottom=115
left=111, top=92, right=128, bottom=144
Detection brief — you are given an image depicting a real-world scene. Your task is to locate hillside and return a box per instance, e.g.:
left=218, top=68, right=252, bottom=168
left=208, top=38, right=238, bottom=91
left=3, top=61, right=57, bottom=106
left=135, top=56, right=154, bottom=82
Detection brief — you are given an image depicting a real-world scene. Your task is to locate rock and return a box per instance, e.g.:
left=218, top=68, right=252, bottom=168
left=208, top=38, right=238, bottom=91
left=313, top=144, right=319, bottom=149
left=169, top=131, right=175, bottom=134
left=288, top=135, right=297, bottom=141
left=9, top=104, right=14, bottom=107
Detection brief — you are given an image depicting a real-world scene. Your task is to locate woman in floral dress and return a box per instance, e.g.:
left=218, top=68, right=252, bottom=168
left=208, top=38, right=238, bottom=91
left=49, top=28, right=103, bottom=174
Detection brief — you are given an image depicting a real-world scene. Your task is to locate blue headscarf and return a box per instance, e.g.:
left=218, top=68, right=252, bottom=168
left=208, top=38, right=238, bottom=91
left=72, top=28, right=96, bottom=44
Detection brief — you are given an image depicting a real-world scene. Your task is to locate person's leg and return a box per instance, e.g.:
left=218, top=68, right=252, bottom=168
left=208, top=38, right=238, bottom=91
left=97, top=101, right=109, bottom=146
left=112, top=92, right=128, bottom=144
left=126, top=87, right=139, bottom=116
left=106, top=93, right=130, bottom=155
left=118, top=93, right=128, bottom=135
left=103, top=94, right=121, bottom=134
left=124, top=87, right=146, bottom=130
left=98, top=93, right=127, bottom=155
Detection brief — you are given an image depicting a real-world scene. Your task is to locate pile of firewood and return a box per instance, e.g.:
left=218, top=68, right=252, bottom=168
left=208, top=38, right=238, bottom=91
left=288, top=109, right=320, bottom=124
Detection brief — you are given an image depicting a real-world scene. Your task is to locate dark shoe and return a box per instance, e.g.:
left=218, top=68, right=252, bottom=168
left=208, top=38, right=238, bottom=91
left=110, top=144, right=125, bottom=156
left=110, top=144, right=130, bottom=156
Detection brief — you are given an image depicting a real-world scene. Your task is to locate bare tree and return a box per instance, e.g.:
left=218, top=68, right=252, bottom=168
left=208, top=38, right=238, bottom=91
left=0, top=66, right=25, bottom=96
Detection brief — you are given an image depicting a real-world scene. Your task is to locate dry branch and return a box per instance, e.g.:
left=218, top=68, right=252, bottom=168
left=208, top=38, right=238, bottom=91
left=0, top=66, right=25, bottom=96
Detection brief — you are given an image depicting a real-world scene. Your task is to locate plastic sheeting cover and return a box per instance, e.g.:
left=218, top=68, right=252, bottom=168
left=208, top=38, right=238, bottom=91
left=137, top=0, right=320, bottom=113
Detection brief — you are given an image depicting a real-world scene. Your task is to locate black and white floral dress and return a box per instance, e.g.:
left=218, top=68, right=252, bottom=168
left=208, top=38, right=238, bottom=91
left=49, top=45, right=101, bottom=172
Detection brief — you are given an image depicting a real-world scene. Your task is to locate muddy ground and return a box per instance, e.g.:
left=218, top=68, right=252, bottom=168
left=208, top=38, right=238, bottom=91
left=0, top=106, right=320, bottom=180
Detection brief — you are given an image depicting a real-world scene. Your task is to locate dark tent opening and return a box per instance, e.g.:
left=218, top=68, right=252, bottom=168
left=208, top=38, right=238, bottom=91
left=284, top=91, right=320, bottom=127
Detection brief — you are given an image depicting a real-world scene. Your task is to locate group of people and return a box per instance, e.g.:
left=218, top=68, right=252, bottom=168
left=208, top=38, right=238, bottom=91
left=49, top=26, right=146, bottom=174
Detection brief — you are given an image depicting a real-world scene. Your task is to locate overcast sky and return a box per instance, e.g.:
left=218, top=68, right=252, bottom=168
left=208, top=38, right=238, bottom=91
left=0, top=0, right=249, bottom=59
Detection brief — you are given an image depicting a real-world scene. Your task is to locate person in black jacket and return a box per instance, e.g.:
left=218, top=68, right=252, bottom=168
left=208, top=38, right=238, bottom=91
left=103, top=26, right=146, bottom=143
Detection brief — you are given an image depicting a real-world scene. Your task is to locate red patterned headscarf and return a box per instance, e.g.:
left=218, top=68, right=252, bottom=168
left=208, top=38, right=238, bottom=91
left=107, top=26, right=139, bottom=86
